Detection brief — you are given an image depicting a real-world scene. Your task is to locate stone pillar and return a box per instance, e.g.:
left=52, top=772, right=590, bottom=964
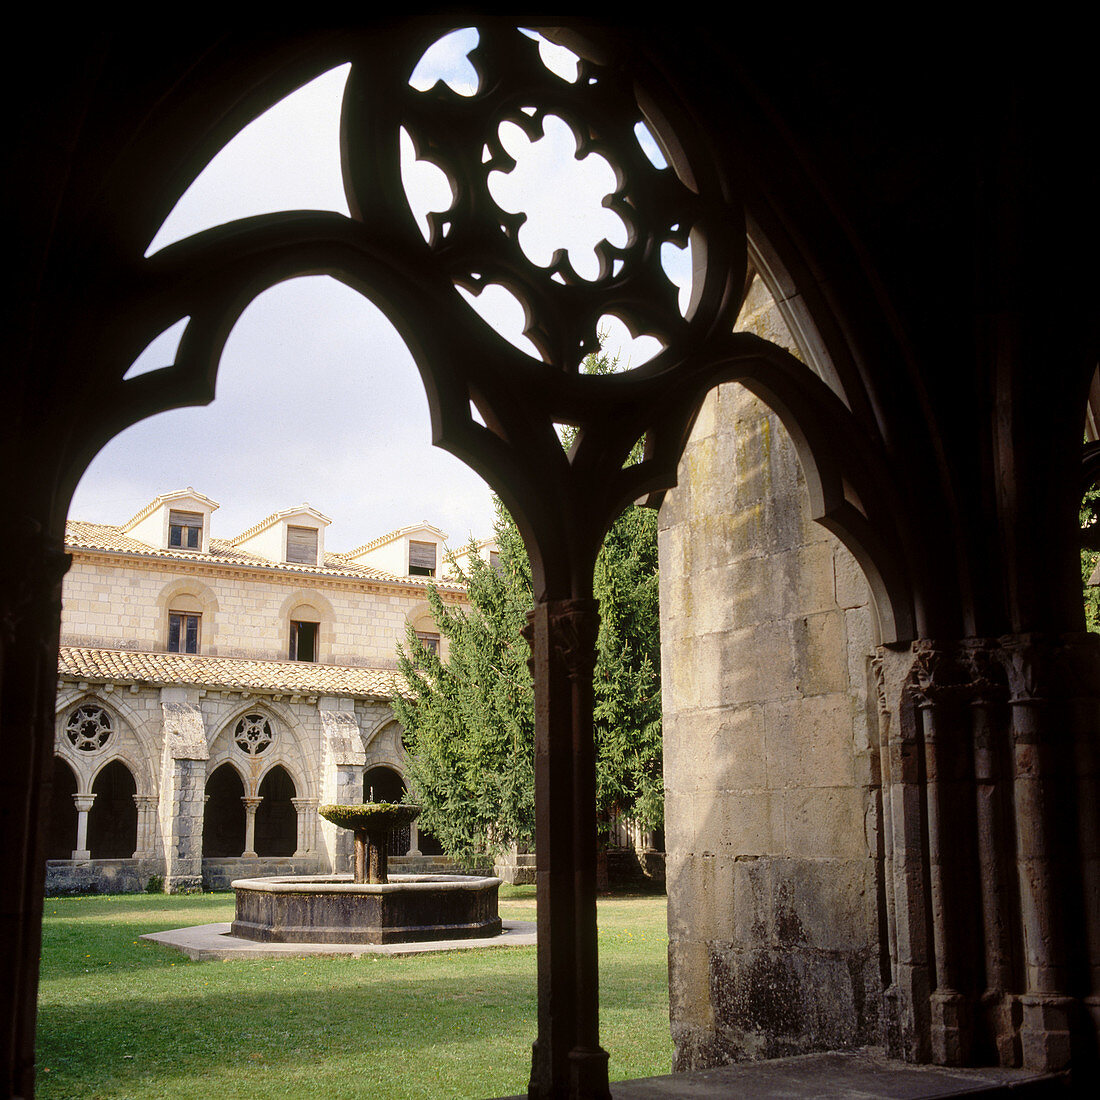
left=525, top=597, right=610, bottom=1100
left=72, top=794, right=95, bottom=860
left=408, top=819, right=421, bottom=857
left=962, top=641, right=1020, bottom=1067
left=913, top=641, right=976, bottom=1066
left=132, top=794, right=156, bottom=858
left=0, top=517, right=70, bottom=1100
left=876, top=644, right=934, bottom=1063
left=242, top=797, right=262, bottom=858
left=291, top=797, right=317, bottom=855
left=1001, top=635, right=1073, bottom=1072
left=318, top=697, right=365, bottom=874
left=158, top=690, right=208, bottom=893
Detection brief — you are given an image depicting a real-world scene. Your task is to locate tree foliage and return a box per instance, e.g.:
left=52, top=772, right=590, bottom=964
left=392, top=353, right=663, bottom=862
left=1082, top=484, right=1100, bottom=633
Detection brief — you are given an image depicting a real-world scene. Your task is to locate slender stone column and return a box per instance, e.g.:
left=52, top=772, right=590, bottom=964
left=242, top=797, right=262, bottom=858
left=525, top=597, right=610, bottom=1100
left=72, top=794, right=95, bottom=860
left=1001, top=635, right=1073, bottom=1071
left=132, top=794, right=157, bottom=858
left=408, top=819, right=421, bottom=856
left=962, top=640, right=1020, bottom=1066
left=290, top=797, right=317, bottom=855
left=875, top=645, right=933, bottom=1062
left=913, top=641, right=975, bottom=1066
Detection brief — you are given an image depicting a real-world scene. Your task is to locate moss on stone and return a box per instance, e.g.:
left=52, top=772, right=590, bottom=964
left=318, top=803, right=421, bottom=833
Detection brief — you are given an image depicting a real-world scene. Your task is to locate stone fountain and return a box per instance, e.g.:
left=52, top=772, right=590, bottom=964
left=230, top=803, right=502, bottom=945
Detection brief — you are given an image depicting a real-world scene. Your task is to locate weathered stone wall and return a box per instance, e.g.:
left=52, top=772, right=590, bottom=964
left=660, top=281, right=884, bottom=1068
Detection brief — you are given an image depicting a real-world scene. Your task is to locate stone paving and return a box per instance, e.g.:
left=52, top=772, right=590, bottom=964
left=143, top=918, right=536, bottom=960
left=499, top=1050, right=1067, bottom=1099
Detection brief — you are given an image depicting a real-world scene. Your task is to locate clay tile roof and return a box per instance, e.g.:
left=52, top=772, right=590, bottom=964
left=58, top=646, right=410, bottom=700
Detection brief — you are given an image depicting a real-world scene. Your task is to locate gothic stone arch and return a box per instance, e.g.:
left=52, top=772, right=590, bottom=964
left=5, top=24, right=1097, bottom=1100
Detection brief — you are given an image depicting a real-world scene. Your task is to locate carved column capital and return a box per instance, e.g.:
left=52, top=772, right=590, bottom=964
left=998, top=634, right=1052, bottom=705
left=960, top=639, right=1008, bottom=706
left=526, top=598, right=600, bottom=683
left=911, top=640, right=971, bottom=708
left=548, top=598, right=599, bottom=683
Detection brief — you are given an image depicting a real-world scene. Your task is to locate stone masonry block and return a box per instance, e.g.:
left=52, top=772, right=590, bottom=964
left=792, top=611, right=848, bottom=696
left=835, top=544, right=871, bottom=609
left=784, top=786, right=867, bottom=860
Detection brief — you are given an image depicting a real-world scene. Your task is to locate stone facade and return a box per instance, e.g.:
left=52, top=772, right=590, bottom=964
left=661, top=281, right=884, bottom=1067
left=48, top=490, right=473, bottom=893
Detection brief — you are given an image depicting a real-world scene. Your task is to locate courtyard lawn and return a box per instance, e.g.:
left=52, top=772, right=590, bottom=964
left=36, top=887, right=671, bottom=1099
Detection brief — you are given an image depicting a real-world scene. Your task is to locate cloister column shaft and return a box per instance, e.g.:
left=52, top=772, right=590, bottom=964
left=242, top=797, right=262, bottom=859
left=1003, top=636, right=1073, bottom=1071
left=72, top=794, right=95, bottom=860
left=527, top=597, right=610, bottom=1100
left=968, top=677, right=1020, bottom=1067
left=918, top=681, right=977, bottom=1066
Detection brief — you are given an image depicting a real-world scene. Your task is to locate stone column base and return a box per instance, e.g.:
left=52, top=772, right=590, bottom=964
left=930, top=990, right=972, bottom=1065
left=1020, top=994, right=1074, bottom=1071
left=166, top=874, right=203, bottom=894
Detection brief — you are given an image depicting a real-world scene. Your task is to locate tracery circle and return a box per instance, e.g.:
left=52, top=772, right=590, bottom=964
left=65, top=705, right=113, bottom=752
left=234, top=713, right=274, bottom=755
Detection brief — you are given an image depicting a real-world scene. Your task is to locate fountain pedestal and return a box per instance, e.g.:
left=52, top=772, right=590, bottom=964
left=230, top=802, right=503, bottom=944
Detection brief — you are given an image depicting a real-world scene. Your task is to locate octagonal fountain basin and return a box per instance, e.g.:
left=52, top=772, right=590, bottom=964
left=230, top=873, right=503, bottom=945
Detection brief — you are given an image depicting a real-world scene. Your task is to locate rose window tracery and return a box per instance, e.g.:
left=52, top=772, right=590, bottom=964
left=65, top=705, right=113, bottom=752
left=233, top=714, right=274, bottom=755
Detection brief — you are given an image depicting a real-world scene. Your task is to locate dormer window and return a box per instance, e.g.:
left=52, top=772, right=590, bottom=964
left=168, top=510, right=203, bottom=550
left=409, top=540, right=436, bottom=576
left=286, top=526, right=319, bottom=565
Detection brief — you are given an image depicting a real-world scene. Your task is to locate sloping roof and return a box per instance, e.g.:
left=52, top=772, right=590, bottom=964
left=64, top=521, right=467, bottom=591
left=345, top=522, right=449, bottom=560
left=229, top=504, right=332, bottom=545
left=121, top=488, right=219, bottom=530
left=58, top=646, right=409, bottom=700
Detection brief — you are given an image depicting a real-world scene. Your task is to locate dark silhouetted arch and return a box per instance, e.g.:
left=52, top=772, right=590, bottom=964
left=203, top=764, right=245, bottom=857
left=87, top=761, right=137, bottom=859
left=46, top=758, right=78, bottom=860
left=255, top=766, right=296, bottom=857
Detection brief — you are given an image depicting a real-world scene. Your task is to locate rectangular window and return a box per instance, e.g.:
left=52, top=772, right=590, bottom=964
left=290, top=620, right=318, bottom=662
left=415, top=631, right=440, bottom=655
left=168, top=612, right=200, bottom=653
left=409, top=540, right=436, bottom=576
left=168, top=510, right=203, bottom=550
left=286, top=525, right=319, bottom=565
left=489, top=550, right=501, bottom=572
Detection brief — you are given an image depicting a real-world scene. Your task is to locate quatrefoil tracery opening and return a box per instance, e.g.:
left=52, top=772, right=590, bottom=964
left=66, top=705, right=113, bottom=752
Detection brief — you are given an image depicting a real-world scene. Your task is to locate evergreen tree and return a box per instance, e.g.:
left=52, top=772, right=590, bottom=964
left=392, top=354, right=663, bottom=862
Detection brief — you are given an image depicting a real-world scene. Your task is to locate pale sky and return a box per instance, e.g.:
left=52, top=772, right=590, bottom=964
left=70, top=28, right=687, bottom=553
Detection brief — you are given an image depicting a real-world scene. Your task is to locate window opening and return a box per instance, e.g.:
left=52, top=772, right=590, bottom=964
left=202, top=764, right=246, bottom=857
left=65, top=705, right=112, bottom=752
left=234, top=713, right=275, bottom=755
left=47, top=757, right=78, bottom=860
left=87, top=760, right=138, bottom=859
left=415, top=631, right=440, bottom=655
left=167, top=611, right=200, bottom=653
left=409, top=540, right=437, bottom=576
left=286, top=525, right=319, bottom=565
left=255, top=766, right=297, bottom=857
left=168, top=510, right=203, bottom=550
left=289, top=620, right=318, bottom=661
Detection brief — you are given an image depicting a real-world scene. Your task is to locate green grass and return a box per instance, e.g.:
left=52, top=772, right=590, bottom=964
left=36, top=887, right=671, bottom=1099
